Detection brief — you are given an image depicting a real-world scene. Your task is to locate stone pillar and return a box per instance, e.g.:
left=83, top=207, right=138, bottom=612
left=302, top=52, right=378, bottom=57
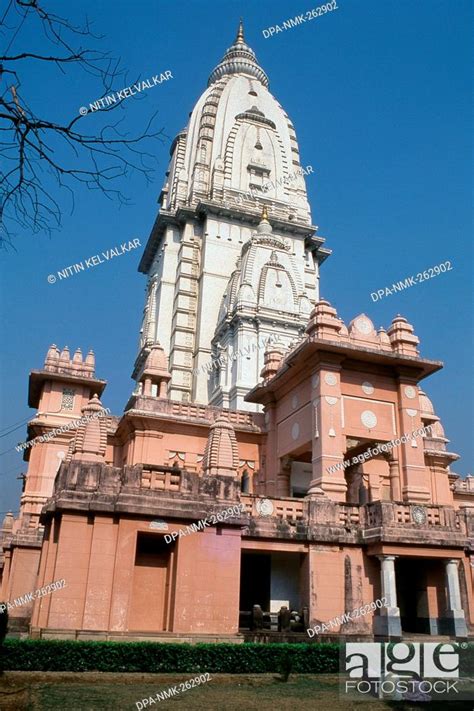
left=276, top=456, right=291, bottom=497
left=395, top=376, right=430, bottom=502
left=347, top=465, right=362, bottom=504
left=388, top=456, right=401, bottom=501
left=263, top=404, right=278, bottom=496
left=308, top=366, right=347, bottom=501
left=373, top=555, right=402, bottom=638
left=367, top=469, right=381, bottom=503
left=443, top=559, right=468, bottom=637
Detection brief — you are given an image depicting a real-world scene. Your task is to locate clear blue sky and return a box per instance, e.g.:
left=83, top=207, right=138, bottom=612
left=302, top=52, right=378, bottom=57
left=1, top=0, right=472, bottom=514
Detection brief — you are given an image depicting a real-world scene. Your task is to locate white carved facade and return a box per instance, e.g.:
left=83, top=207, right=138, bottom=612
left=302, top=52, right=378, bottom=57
left=133, top=22, right=330, bottom=408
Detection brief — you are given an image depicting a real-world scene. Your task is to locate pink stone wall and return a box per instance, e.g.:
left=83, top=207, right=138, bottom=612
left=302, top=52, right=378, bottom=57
left=82, top=517, right=119, bottom=630
left=172, top=527, right=241, bottom=634
left=308, top=547, right=377, bottom=632
left=32, top=513, right=242, bottom=635
left=37, top=380, right=93, bottom=420
left=129, top=550, right=170, bottom=632
left=46, top=514, right=93, bottom=629
left=4, top=547, right=40, bottom=620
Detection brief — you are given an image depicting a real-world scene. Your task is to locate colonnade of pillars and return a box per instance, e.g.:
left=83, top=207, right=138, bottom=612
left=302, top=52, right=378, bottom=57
left=374, top=555, right=468, bottom=638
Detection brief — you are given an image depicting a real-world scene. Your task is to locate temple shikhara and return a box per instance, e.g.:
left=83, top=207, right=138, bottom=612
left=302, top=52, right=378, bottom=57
left=1, top=23, right=472, bottom=642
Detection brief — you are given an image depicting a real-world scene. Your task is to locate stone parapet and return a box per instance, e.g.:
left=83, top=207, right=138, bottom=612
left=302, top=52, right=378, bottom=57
left=43, top=461, right=243, bottom=522
left=41, top=463, right=473, bottom=553
left=123, top=396, right=264, bottom=432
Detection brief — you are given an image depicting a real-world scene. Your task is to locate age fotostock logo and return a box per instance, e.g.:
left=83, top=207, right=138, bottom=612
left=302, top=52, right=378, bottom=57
left=342, top=642, right=468, bottom=701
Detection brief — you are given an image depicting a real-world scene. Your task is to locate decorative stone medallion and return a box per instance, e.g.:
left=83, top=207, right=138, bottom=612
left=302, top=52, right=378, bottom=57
left=325, top=396, right=338, bottom=406
left=362, top=381, right=374, bottom=395
left=406, top=408, right=417, bottom=417
left=291, top=422, right=300, bottom=440
left=256, top=498, right=274, bottom=516
left=355, top=317, right=372, bottom=335
left=361, top=410, right=377, bottom=429
left=411, top=506, right=427, bottom=525
left=404, top=386, right=416, bottom=399
left=292, top=394, right=299, bottom=409
left=324, top=373, right=337, bottom=386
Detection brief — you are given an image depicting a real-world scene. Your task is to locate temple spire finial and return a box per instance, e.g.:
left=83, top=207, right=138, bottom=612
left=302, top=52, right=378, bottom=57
left=256, top=204, right=273, bottom=234
left=208, top=16, right=269, bottom=88
left=235, top=18, right=245, bottom=43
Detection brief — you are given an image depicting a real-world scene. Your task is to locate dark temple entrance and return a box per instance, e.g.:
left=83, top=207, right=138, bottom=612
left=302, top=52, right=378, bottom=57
left=240, top=552, right=271, bottom=612
left=396, top=558, right=441, bottom=635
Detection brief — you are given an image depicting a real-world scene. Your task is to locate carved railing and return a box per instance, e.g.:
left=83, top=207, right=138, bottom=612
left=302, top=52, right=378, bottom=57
left=365, top=501, right=465, bottom=533
left=338, top=504, right=361, bottom=526
left=128, top=396, right=263, bottom=430
left=240, top=495, right=306, bottom=523
left=141, top=466, right=182, bottom=492
left=239, top=496, right=469, bottom=535
left=52, top=461, right=472, bottom=543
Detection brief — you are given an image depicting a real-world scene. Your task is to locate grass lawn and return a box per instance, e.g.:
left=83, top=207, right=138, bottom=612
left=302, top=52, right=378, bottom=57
left=0, top=672, right=472, bottom=710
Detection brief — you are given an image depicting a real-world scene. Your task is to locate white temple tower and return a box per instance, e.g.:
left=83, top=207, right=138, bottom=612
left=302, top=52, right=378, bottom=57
left=134, top=21, right=330, bottom=407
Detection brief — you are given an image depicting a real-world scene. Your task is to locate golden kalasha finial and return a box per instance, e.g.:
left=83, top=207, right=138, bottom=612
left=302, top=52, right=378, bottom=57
left=236, top=18, right=245, bottom=43
left=261, top=205, right=269, bottom=221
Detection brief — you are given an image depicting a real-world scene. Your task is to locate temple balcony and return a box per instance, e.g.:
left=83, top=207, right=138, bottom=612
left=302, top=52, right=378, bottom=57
left=361, top=500, right=471, bottom=547
left=240, top=495, right=471, bottom=549
left=123, top=395, right=264, bottom=433
left=42, top=461, right=473, bottom=553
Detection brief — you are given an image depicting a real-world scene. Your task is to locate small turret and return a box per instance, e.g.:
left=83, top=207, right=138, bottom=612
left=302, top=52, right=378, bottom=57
left=387, top=315, right=419, bottom=356
left=202, top=416, right=239, bottom=477
left=66, top=394, right=108, bottom=463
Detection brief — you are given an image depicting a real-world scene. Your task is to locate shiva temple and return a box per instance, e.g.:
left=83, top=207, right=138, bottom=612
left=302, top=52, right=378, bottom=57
left=1, top=22, right=472, bottom=642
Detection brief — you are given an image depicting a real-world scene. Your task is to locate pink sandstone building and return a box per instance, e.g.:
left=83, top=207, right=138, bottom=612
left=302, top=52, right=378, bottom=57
left=1, top=23, right=473, bottom=643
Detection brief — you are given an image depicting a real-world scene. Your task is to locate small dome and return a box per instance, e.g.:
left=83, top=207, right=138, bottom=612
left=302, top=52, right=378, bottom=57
left=338, top=319, right=349, bottom=337
left=377, top=326, right=391, bottom=348
left=82, top=393, right=107, bottom=415
left=431, top=420, right=446, bottom=439
left=418, top=389, right=435, bottom=416
left=348, top=314, right=376, bottom=339
left=2, top=511, right=14, bottom=530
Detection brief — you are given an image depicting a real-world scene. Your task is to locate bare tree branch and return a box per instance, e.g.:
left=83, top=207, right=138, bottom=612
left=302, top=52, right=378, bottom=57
left=0, top=0, right=165, bottom=248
